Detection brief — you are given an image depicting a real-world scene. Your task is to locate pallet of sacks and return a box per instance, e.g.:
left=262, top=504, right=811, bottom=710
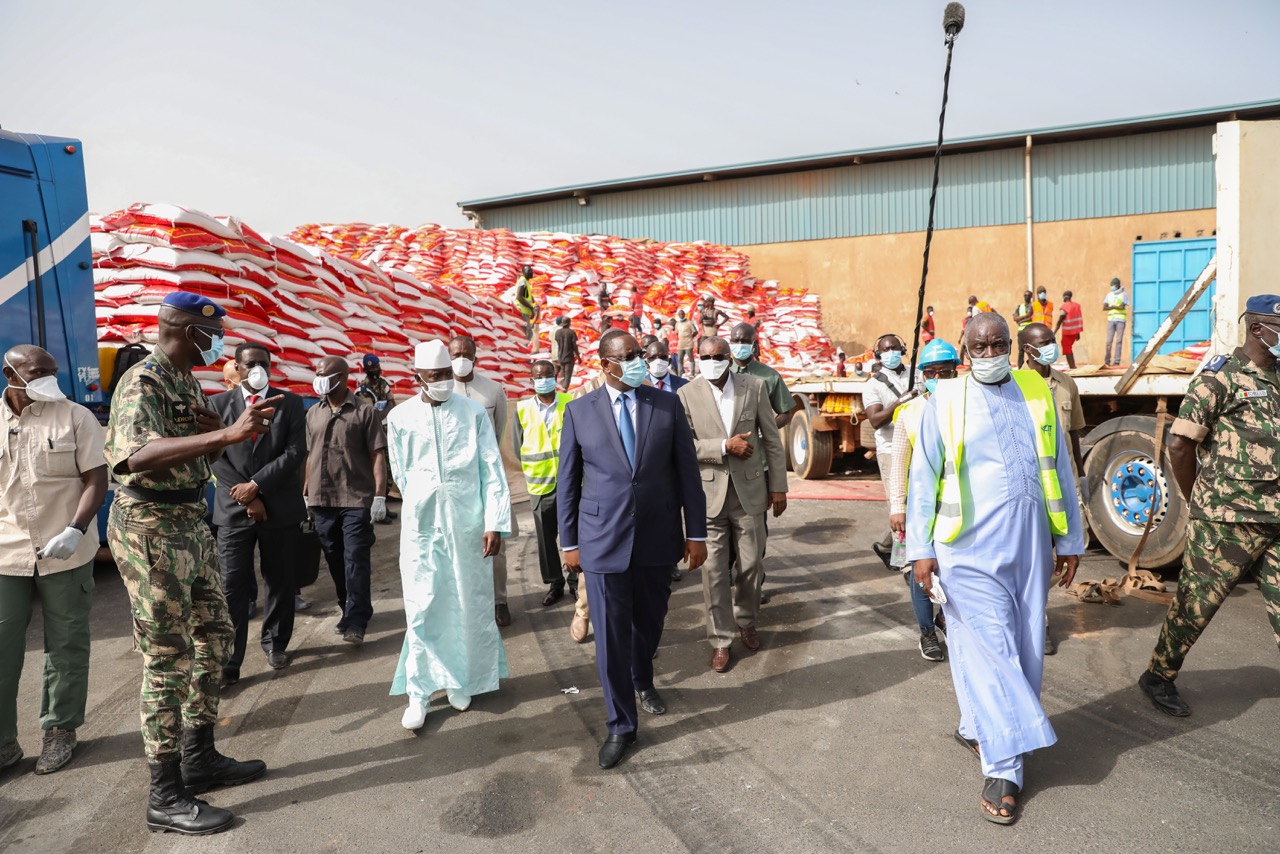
left=287, top=222, right=837, bottom=383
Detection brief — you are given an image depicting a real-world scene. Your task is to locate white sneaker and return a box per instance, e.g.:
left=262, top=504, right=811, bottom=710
left=401, top=699, right=427, bottom=730
left=447, top=691, right=472, bottom=712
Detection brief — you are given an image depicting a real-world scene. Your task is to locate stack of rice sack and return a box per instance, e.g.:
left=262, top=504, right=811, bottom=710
left=287, top=223, right=837, bottom=381
left=92, top=203, right=463, bottom=397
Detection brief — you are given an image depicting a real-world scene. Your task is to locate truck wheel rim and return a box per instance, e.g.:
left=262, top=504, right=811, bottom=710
left=1106, top=452, right=1169, bottom=533
left=791, top=426, right=808, bottom=468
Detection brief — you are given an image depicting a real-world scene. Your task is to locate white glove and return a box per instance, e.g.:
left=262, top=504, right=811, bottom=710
left=370, top=496, right=387, bottom=523
left=38, top=526, right=84, bottom=560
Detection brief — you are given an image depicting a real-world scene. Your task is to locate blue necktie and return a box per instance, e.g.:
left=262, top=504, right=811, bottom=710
left=617, top=393, right=636, bottom=468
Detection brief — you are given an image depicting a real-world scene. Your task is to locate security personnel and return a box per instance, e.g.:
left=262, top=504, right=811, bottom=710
left=105, top=292, right=276, bottom=835
left=514, top=360, right=575, bottom=605
left=1139, top=295, right=1280, bottom=717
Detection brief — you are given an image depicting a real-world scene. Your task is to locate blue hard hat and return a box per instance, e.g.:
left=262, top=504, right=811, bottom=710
left=919, top=339, right=959, bottom=367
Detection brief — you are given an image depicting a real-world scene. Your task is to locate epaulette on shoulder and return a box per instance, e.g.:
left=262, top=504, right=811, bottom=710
left=136, top=362, right=164, bottom=385
left=1202, top=355, right=1229, bottom=374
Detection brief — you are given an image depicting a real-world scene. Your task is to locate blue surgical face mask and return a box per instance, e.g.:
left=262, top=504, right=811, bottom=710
left=1030, top=342, right=1059, bottom=366
left=1262, top=324, right=1280, bottom=359
left=532, top=376, right=557, bottom=395
left=970, top=355, right=1011, bottom=384
left=881, top=349, right=904, bottom=370
left=924, top=378, right=939, bottom=395
left=611, top=354, right=648, bottom=388
left=192, top=327, right=225, bottom=367
left=729, top=342, right=754, bottom=361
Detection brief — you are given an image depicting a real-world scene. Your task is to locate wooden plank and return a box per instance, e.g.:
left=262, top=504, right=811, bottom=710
left=1114, top=257, right=1217, bottom=396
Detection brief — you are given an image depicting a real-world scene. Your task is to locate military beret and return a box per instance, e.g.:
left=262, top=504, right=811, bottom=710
left=162, top=291, right=226, bottom=319
left=1244, top=294, right=1280, bottom=318
left=362, top=354, right=380, bottom=367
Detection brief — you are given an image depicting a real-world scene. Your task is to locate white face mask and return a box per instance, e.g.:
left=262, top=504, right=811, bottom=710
left=451, top=357, right=475, bottom=378
left=245, top=365, right=269, bottom=392
left=312, top=372, right=340, bottom=396
left=5, top=358, right=66, bottom=402
left=969, top=355, right=1012, bottom=385
left=700, top=358, right=731, bottom=381
left=425, top=379, right=455, bottom=402
left=648, top=359, right=670, bottom=378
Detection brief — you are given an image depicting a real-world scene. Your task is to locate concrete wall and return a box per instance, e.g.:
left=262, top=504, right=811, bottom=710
left=737, top=209, right=1216, bottom=361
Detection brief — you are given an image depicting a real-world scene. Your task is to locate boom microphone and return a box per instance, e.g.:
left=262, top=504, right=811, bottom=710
left=943, top=2, right=965, bottom=36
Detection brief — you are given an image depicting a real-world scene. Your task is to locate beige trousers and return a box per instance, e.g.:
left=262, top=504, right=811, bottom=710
left=701, top=487, right=765, bottom=648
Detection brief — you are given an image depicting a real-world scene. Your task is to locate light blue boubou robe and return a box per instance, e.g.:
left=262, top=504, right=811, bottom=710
left=906, top=375, right=1084, bottom=783
left=387, top=393, right=512, bottom=700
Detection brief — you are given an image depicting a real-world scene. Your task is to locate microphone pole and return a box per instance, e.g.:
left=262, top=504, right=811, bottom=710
left=907, top=3, right=965, bottom=391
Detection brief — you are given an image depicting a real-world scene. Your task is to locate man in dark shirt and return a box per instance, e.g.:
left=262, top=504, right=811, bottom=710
left=554, top=318, right=579, bottom=391
left=304, top=356, right=387, bottom=645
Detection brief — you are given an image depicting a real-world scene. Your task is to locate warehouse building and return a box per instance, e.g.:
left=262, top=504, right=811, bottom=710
left=460, top=99, right=1280, bottom=362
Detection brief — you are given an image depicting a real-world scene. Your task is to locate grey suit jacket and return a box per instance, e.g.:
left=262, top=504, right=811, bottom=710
left=677, top=374, right=787, bottom=517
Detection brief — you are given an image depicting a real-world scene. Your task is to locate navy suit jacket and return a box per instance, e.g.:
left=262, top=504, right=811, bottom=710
left=209, top=386, right=307, bottom=529
left=649, top=373, right=688, bottom=394
left=558, top=383, right=707, bottom=573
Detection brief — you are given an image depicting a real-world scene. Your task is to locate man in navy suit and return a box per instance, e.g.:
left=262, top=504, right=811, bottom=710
left=210, top=344, right=307, bottom=685
left=559, top=330, right=707, bottom=769
left=645, top=339, right=687, bottom=394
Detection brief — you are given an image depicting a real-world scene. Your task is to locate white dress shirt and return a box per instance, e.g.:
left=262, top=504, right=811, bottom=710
left=709, top=376, right=735, bottom=458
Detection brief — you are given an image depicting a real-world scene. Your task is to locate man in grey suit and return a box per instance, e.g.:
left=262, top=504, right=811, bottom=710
left=678, top=337, right=788, bottom=673
left=210, top=344, right=308, bottom=684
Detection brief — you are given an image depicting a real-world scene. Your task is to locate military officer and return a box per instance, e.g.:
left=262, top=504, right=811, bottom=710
left=105, top=292, right=277, bottom=835
left=1139, top=295, right=1280, bottom=717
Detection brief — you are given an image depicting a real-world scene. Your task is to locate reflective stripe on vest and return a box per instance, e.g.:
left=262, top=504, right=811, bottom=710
left=516, top=393, right=570, bottom=495
left=930, top=372, right=1068, bottom=543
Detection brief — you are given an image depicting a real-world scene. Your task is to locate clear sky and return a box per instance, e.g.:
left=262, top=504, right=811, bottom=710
left=2, top=0, right=1275, bottom=234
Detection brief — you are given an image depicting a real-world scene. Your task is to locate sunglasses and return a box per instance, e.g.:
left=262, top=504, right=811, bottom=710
left=699, top=354, right=730, bottom=362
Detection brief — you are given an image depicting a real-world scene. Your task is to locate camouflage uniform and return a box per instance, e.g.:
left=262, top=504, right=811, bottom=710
left=354, top=375, right=393, bottom=408
left=105, top=346, right=233, bottom=762
left=1149, top=347, right=1280, bottom=680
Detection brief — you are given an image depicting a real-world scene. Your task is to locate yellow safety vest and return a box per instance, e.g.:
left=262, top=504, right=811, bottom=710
left=929, top=371, right=1068, bottom=543
left=1104, top=291, right=1127, bottom=322
left=516, top=393, right=570, bottom=495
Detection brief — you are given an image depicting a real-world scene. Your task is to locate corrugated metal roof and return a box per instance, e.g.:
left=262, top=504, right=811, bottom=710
left=459, top=98, right=1280, bottom=211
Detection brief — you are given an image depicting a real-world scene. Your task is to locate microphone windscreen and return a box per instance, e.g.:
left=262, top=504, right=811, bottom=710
left=943, top=2, right=966, bottom=34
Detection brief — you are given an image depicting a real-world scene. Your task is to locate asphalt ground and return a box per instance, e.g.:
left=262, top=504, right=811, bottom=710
left=1, top=471, right=1278, bottom=854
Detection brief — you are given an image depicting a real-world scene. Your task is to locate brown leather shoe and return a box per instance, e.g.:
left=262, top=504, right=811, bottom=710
left=739, top=626, right=761, bottom=651
left=570, top=615, right=590, bottom=643
left=711, top=647, right=731, bottom=672
left=495, top=604, right=512, bottom=627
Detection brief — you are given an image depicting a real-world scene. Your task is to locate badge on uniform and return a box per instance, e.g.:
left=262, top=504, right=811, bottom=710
left=172, top=401, right=195, bottom=425
left=1237, top=389, right=1269, bottom=400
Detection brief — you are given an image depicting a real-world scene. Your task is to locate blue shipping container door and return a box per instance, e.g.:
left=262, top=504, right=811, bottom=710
left=1130, top=237, right=1217, bottom=358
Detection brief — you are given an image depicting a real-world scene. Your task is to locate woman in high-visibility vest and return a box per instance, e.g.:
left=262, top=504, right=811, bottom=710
left=904, top=312, right=1085, bottom=826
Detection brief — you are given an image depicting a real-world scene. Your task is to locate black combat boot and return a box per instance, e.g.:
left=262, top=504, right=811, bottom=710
left=147, top=760, right=234, bottom=835
left=179, top=724, right=266, bottom=793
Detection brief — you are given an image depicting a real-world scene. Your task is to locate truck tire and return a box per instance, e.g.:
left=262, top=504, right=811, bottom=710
left=789, top=408, right=833, bottom=480
left=1082, top=427, right=1188, bottom=569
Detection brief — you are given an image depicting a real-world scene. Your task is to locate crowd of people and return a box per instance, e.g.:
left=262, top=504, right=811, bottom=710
left=1, top=282, right=1276, bottom=834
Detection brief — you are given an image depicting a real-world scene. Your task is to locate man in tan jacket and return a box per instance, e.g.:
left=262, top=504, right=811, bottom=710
left=677, top=337, right=788, bottom=672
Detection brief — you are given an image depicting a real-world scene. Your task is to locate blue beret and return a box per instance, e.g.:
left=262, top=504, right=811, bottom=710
left=162, top=291, right=226, bottom=320
left=362, top=354, right=380, bottom=366
left=1244, top=295, right=1280, bottom=317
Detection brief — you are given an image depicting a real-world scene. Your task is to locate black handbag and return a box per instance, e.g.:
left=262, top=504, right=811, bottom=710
left=296, top=516, right=322, bottom=589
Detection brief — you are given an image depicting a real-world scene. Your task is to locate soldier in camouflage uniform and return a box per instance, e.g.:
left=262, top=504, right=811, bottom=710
left=1139, top=295, right=1280, bottom=717
left=105, top=292, right=278, bottom=835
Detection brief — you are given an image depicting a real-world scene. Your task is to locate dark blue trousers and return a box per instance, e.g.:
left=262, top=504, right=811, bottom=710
left=312, top=507, right=375, bottom=632
left=584, top=564, right=673, bottom=736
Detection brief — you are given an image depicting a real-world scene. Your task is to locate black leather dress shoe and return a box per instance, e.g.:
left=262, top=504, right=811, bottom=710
left=637, top=689, right=666, bottom=715
left=542, top=586, right=565, bottom=606
left=598, top=732, right=637, bottom=769
left=266, top=651, right=289, bottom=670
left=220, top=670, right=239, bottom=689
left=1139, top=671, right=1191, bottom=716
